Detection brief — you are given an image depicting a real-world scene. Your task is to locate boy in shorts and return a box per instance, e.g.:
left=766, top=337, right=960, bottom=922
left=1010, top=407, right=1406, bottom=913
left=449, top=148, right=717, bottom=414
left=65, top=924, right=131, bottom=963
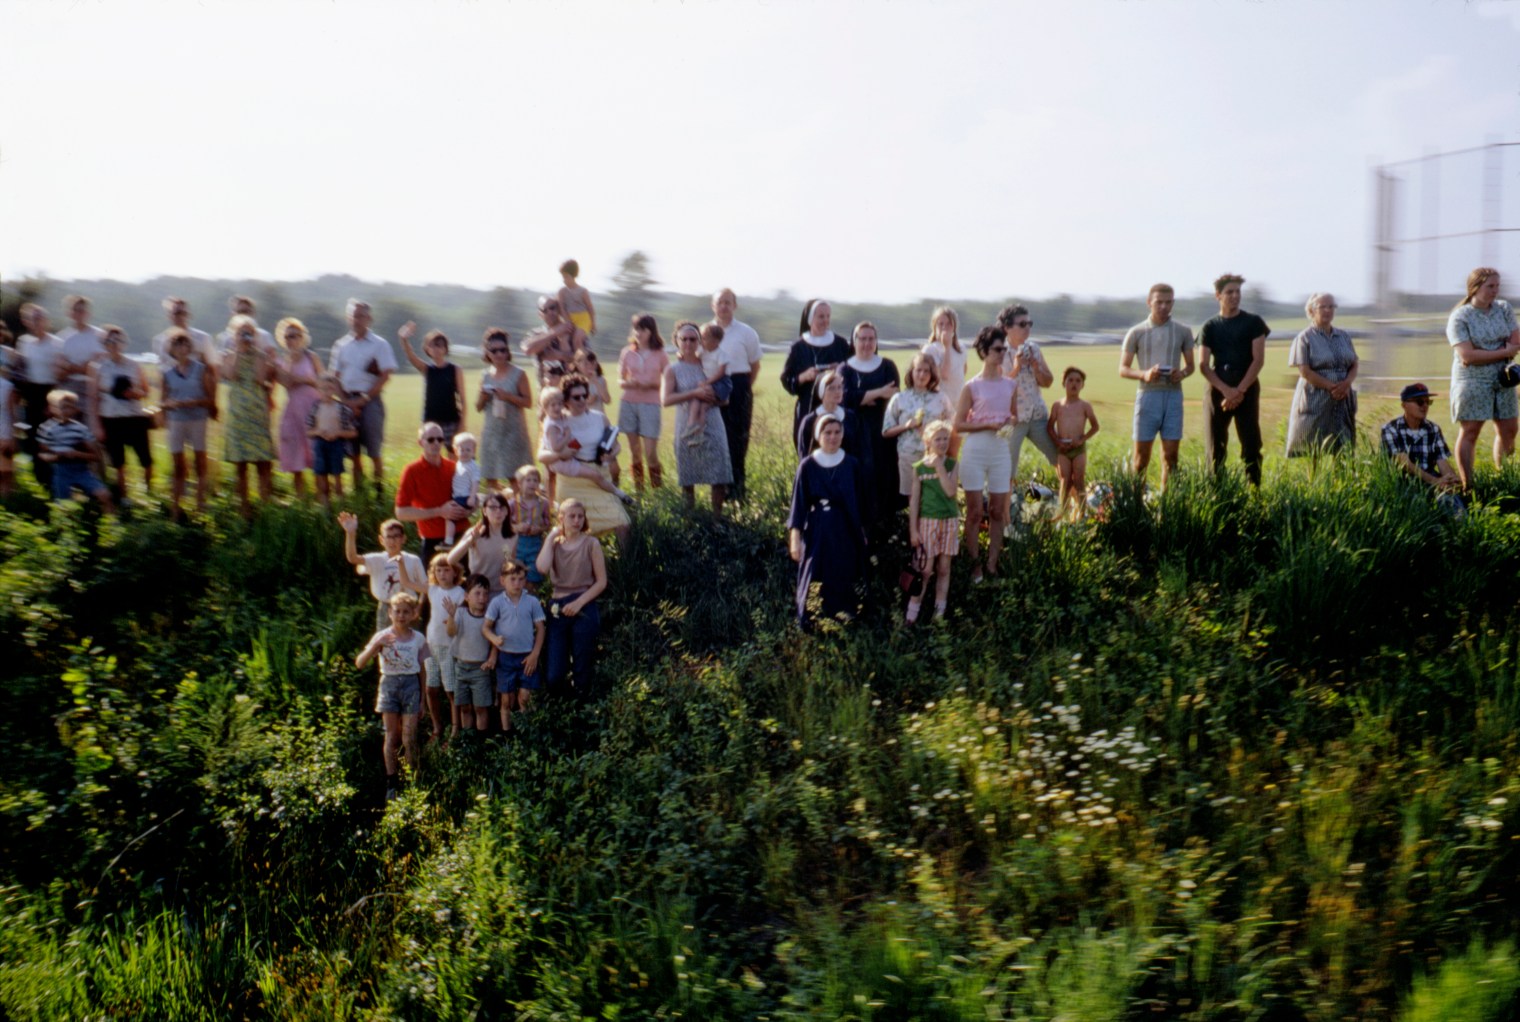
left=355, top=591, right=431, bottom=799
left=483, top=559, right=546, bottom=735
left=445, top=573, right=498, bottom=736
left=307, top=373, right=357, bottom=507
left=36, top=389, right=114, bottom=512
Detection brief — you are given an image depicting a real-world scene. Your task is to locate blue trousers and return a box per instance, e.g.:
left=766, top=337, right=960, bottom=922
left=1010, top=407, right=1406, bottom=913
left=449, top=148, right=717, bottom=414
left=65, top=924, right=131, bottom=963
left=545, top=595, right=600, bottom=695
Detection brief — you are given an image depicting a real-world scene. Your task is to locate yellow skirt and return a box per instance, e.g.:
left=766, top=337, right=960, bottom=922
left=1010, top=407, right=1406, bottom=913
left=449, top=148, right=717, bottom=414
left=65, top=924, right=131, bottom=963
left=557, top=470, right=629, bottom=535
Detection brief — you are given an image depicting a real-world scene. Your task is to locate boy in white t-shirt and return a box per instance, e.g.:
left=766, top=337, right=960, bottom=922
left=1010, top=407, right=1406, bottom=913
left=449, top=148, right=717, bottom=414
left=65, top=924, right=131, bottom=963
left=338, top=512, right=426, bottom=631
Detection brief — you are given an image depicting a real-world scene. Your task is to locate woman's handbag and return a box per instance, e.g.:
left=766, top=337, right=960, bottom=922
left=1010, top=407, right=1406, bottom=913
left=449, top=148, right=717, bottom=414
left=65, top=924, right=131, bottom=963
left=899, top=545, right=926, bottom=597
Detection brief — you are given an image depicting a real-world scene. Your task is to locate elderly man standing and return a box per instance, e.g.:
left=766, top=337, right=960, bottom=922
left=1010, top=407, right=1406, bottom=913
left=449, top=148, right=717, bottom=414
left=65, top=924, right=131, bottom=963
left=1119, top=283, right=1194, bottom=491
left=709, top=287, right=763, bottom=502
left=329, top=299, right=397, bottom=492
left=1198, top=273, right=1270, bottom=486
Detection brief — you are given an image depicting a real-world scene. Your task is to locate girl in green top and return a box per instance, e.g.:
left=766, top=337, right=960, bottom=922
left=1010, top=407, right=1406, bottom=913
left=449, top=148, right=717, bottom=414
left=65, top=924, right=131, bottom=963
left=907, top=421, right=960, bottom=624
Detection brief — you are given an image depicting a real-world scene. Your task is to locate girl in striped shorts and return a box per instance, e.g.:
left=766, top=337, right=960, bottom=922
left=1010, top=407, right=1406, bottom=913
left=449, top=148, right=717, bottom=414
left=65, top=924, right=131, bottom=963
left=907, top=420, right=960, bottom=624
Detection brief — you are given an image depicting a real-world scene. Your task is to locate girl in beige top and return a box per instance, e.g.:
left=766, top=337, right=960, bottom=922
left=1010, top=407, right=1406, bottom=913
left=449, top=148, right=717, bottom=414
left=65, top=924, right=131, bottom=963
left=535, top=498, right=608, bottom=693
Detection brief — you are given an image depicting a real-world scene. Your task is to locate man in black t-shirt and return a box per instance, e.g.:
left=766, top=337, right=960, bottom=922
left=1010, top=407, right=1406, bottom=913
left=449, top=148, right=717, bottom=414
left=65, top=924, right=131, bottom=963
left=1197, top=273, right=1270, bottom=485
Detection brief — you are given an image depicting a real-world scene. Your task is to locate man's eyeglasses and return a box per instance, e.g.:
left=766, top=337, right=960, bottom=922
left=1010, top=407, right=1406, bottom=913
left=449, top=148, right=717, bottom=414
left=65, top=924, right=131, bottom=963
left=423, top=436, right=445, bottom=444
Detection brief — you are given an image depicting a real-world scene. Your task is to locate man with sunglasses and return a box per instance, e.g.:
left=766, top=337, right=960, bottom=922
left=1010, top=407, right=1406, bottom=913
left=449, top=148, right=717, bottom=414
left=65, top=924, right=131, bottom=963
left=1382, top=382, right=1461, bottom=491
left=395, top=421, right=470, bottom=565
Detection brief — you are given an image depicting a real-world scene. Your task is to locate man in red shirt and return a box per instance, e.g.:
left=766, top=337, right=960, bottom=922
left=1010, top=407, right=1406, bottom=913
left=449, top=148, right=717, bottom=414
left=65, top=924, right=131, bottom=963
left=394, top=421, right=469, bottom=564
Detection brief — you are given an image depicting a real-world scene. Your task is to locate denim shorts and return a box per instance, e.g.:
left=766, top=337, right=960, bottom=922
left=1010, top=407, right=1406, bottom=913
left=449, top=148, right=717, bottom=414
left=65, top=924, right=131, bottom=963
left=312, top=437, right=347, bottom=475
left=1133, top=388, right=1184, bottom=442
left=51, top=461, right=108, bottom=500
left=454, top=660, right=496, bottom=707
left=494, top=651, right=541, bottom=694
left=375, top=672, right=422, bottom=715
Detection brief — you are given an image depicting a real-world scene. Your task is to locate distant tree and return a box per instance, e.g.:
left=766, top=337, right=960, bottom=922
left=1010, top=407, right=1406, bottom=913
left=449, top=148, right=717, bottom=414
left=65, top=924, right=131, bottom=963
left=613, top=251, right=657, bottom=296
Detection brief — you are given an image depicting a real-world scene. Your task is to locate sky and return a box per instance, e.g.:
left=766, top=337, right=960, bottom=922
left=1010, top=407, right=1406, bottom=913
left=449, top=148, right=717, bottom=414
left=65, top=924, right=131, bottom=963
left=4, top=0, right=1520, bottom=306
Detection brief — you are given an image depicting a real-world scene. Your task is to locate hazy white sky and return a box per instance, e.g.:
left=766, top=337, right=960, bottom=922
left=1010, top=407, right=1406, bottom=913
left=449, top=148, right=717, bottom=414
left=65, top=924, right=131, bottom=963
left=4, top=0, right=1519, bottom=305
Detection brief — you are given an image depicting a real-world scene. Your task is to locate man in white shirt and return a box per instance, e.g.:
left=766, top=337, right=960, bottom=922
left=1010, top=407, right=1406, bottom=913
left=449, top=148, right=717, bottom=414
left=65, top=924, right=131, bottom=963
left=15, top=303, right=65, bottom=487
left=153, top=296, right=220, bottom=368
left=216, top=295, right=277, bottom=355
left=709, top=288, right=763, bottom=502
left=56, top=295, right=107, bottom=394
left=329, top=299, right=397, bottom=491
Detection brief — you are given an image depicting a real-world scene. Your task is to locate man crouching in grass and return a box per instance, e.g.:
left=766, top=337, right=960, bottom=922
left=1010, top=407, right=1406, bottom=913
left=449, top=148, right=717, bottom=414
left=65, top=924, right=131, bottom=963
left=1382, top=382, right=1464, bottom=514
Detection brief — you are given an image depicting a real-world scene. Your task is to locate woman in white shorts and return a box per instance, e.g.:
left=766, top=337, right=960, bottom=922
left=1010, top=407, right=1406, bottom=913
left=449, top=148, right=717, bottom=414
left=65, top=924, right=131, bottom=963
left=954, top=326, right=1016, bottom=583
left=159, top=328, right=216, bottom=518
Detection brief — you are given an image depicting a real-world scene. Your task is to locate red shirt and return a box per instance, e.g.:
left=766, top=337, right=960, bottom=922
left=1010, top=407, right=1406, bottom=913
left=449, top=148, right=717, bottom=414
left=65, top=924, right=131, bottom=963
left=395, top=456, right=456, bottom=540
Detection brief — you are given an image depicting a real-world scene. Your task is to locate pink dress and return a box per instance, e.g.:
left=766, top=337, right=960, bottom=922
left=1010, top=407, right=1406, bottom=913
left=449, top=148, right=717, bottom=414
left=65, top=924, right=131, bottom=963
left=278, top=351, right=321, bottom=471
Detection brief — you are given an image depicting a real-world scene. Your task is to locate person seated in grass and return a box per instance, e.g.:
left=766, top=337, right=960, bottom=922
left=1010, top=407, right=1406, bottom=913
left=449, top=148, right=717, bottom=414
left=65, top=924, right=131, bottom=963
left=36, top=388, right=114, bottom=512
left=355, top=591, right=431, bottom=801
left=483, top=559, right=546, bottom=735
left=1382, top=382, right=1462, bottom=494
left=1046, top=367, right=1100, bottom=518
left=339, top=512, right=426, bottom=631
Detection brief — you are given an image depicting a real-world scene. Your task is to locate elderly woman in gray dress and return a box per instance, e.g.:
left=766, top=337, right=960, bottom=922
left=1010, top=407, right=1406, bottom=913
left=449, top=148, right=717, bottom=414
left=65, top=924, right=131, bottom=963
left=1448, top=267, right=1520, bottom=490
left=661, top=319, right=732, bottom=512
left=1284, top=292, right=1359, bottom=456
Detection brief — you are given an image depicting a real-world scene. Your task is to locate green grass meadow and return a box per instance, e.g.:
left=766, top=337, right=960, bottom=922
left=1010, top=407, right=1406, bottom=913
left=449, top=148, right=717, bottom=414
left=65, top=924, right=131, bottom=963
left=9, top=332, right=1520, bottom=1020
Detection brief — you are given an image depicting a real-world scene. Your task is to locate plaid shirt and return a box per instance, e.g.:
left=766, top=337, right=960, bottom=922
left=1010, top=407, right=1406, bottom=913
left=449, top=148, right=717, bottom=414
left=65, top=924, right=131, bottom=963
left=1381, top=416, right=1451, bottom=475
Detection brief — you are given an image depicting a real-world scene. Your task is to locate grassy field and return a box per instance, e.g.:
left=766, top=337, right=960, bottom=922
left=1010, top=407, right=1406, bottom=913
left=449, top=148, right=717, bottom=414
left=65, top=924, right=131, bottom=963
left=9, top=330, right=1520, bottom=1021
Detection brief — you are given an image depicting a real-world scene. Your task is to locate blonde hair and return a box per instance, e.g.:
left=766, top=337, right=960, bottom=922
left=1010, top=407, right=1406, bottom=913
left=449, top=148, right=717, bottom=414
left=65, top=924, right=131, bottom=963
left=427, top=553, right=459, bottom=586
left=1460, top=267, right=1500, bottom=308
left=275, top=317, right=310, bottom=349
left=388, top=591, right=420, bottom=611
left=908, top=353, right=940, bottom=393
left=226, top=313, right=258, bottom=336
left=538, top=386, right=564, bottom=421
left=923, top=419, right=953, bottom=446
left=928, top=305, right=961, bottom=354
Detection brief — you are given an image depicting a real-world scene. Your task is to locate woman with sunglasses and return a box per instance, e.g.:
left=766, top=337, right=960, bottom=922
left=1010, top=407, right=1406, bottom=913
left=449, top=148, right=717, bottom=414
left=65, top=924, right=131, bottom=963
left=997, top=303, right=1058, bottom=488
left=662, top=320, right=732, bottom=512
left=476, top=327, right=533, bottom=492
left=954, top=326, right=1017, bottom=583
left=553, top=372, right=632, bottom=545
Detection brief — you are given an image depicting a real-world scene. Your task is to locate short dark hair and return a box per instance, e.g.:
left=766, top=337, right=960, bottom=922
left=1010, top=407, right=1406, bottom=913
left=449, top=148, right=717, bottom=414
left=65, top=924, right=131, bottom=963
left=996, top=304, right=1030, bottom=329
left=465, top=573, right=491, bottom=593
left=975, top=325, right=1007, bottom=358
left=1214, top=273, right=1246, bottom=294
left=559, top=259, right=580, bottom=277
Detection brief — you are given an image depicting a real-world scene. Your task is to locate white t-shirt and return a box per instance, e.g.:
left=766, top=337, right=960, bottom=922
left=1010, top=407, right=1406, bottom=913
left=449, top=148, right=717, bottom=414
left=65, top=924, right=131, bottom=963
left=700, top=347, right=724, bottom=380
left=374, top=628, right=431, bottom=677
left=330, top=333, right=398, bottom=394
left=452, top=460, right=482, bottom=500
left=426, top=583, right=466, bottom=649
left=153, top=326, right=218, bottom=366
left=17, top=333, right=65, bottom=386
left=360, top=551, right=424, bottom=604
left=58, top=326, right=108, bottom=389
left=715, top=318, right=762, bottom=375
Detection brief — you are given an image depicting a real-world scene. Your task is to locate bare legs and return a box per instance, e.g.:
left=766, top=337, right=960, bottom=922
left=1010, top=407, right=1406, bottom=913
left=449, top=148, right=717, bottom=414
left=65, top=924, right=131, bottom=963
left=963, top=491, right=1010, bottom=581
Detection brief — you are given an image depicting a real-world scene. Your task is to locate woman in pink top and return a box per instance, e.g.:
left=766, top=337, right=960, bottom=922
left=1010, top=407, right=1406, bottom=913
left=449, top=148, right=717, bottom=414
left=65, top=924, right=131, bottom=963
left=953, top=326, right=1017, bottom=583
left=616, top=314, right=670, bottom=492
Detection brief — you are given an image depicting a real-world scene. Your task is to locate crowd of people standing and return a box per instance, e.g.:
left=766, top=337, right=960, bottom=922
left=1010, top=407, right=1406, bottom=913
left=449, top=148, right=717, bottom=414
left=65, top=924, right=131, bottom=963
left=2, top=266, right=1516, bottom=792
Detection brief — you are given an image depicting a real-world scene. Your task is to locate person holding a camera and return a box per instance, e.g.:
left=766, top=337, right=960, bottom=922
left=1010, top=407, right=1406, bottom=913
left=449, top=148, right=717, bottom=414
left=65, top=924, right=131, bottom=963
left=1448, top=267, right=1520, bottom=491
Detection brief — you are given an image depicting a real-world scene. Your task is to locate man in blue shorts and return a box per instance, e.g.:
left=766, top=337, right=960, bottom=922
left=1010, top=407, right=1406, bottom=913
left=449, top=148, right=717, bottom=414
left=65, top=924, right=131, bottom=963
left=1119, top=283, right=1195, bottom=490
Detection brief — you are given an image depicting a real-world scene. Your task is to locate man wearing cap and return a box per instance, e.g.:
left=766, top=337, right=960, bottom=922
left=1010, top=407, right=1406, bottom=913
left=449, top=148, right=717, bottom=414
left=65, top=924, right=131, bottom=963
left=1381, top=383, right=1461, bottom=490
